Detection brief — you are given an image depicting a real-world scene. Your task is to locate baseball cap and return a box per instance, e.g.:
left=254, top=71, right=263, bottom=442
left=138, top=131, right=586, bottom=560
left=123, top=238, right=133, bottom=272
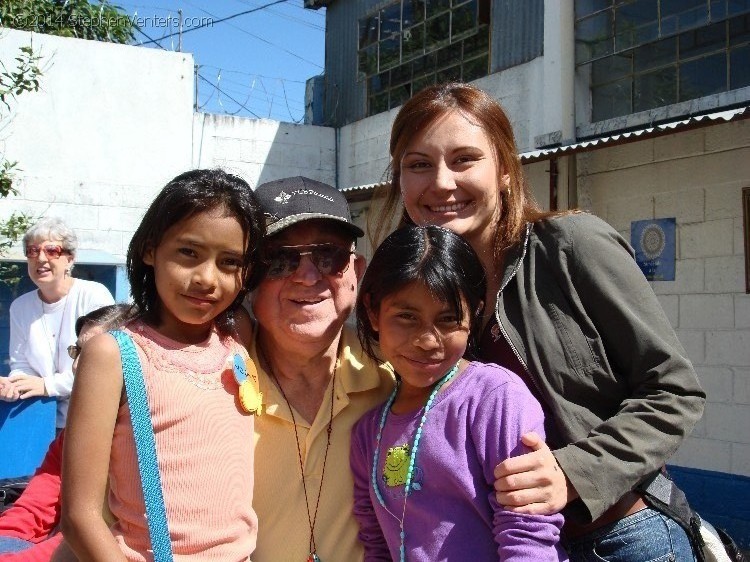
left=254, top=176, right=364, bottom=238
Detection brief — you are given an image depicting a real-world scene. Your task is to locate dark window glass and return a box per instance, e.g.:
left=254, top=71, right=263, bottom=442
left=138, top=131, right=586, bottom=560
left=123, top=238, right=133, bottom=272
left=679, top=21, right=726, bottom=59
left=662, top=0, right=705, bottom=17
left=463, top=25, right=489, bottom=57
left=412, top=74, right=436, bottom=94
left=575, top=11, right=614, bottom=63
left=463, top=54, right=489, bottom=81
left=661, top=4, right=709, bottom=35
left=380, top=34, right=401, bottom=70
left=391, top=63, right=412, bottom=86
left=710, top=0, right=729, bottom=21
left=390, top=84, right=411, bottom=109
left=437, top=63, right=462, bottom=83
left=380, top=4, right=402, bottom=39
left=426, top=0, right=451, bottom=18
left=370, top=92, right=389, bottom=113
left=592, top=78, right=632, bottom=121
left=634, top=66, right=677, bottom=111
left=633, top=37, right=677, bottom=71
left=452, top=1, right=478, bottom=39
left=359, top=15, right=380, bottom=49
left=478, top=0, right=491, bottom=24
left=412, top=51, right=437, bottom=75
left=369, top=72, right=389, bottom=94
left=403, top=0, right=426, bottom=27
left=728, top=0, right=750, bottom=16
left=592, top=52, right=632, bottom=83
left=359, top=43, right=379, bottom=76
left=615, top=0, right=658, bottom=51
left=730, top=43, right=750, bottom=87
left=426, top=12, right=451, bottom=50
left=437, top=41, right=463, bottom=68
left=679, top=52, right=727, bottom=99
left=575, top=0, right=613, bottom=19
left=729, top=13, right=750, bottom=44
left=403, top=23, right=425, bottom=60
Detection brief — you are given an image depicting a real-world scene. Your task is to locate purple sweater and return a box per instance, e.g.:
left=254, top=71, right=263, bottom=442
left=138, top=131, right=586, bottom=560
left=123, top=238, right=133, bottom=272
left=350, top=362, right=568, bottom=561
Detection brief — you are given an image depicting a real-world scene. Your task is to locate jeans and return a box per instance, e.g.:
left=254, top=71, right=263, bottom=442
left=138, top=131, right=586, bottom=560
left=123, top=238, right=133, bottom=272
left=565, top=507, right=696, bottom=562
left=0, top=535, right=33, bottom=553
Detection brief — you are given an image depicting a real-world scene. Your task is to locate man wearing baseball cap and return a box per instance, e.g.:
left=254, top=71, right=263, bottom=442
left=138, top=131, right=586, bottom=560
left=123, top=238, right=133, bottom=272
left=246, top=177, right=394, bottom=561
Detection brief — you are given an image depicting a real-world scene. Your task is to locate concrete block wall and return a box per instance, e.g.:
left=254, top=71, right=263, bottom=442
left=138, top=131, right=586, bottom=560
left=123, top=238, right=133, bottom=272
left=577, top=119, right=750, bottom=477
left=192, top=113, right=336, bottom=188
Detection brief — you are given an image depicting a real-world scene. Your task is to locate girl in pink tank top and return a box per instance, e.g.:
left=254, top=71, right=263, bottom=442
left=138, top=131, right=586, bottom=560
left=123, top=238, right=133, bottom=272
left=61, top=169, right=265, bottom=561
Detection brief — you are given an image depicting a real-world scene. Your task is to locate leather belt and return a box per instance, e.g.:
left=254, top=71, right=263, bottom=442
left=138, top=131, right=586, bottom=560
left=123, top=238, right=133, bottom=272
left=564, top=492, right=648, bottom=539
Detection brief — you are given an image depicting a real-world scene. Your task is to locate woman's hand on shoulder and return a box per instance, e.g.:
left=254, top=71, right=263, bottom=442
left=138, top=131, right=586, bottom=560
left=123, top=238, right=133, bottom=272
left=493, top=432, right=578, bottom=515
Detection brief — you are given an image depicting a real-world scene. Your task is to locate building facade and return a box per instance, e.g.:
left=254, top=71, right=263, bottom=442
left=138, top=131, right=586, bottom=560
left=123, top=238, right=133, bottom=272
left=305, top=0, right=750, bottom=543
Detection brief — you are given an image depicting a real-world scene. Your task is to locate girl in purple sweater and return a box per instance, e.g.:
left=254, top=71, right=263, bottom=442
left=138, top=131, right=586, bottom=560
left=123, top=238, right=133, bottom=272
left=351, top=225, right=567, bottom=562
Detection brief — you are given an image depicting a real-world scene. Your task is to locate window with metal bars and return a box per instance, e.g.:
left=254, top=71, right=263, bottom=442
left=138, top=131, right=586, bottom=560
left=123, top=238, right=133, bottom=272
left=358, top=0, right=490, bottom=116
left=575, top=0, right=750, bottom=122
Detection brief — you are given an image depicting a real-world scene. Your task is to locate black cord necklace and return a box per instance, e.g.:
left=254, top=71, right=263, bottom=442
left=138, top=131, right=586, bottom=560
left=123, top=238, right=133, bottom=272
left=259, top=345, right=335, bottom=562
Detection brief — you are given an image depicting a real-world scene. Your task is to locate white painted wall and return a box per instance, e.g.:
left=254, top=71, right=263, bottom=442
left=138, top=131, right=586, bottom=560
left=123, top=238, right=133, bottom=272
left=0, top=29, right=337, bottom=264
left=192, top=113, right=335, bottom=187
left=0, top=28, right=194, bottom=261
left=578, top=119, right=750, bottom=477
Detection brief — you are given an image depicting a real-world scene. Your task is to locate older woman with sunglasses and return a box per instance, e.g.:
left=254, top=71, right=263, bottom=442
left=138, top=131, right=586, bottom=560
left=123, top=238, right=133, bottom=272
left=1, top=217, right=114, bottom=429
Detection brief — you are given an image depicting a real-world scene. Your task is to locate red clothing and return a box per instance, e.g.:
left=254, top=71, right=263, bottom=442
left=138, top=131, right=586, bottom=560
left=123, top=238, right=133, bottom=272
left=0, top=432, right=64, bottom=561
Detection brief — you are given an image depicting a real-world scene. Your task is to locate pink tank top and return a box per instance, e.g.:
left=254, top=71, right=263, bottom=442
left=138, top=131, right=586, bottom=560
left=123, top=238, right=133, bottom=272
left=108, top=321, right=257, bottom=561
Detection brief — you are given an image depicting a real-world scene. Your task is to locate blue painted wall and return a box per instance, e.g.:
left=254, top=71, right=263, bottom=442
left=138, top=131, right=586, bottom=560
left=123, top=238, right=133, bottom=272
left=669, top=464, right=750, bottom=549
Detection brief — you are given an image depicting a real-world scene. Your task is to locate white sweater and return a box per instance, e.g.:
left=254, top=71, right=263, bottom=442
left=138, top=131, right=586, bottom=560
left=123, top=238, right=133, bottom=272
left=8, top=278, right=115, bottom=427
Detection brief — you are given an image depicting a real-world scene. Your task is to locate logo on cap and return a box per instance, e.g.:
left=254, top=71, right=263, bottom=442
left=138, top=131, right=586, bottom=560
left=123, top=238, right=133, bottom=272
left=274, top=191, right=292, bottom=205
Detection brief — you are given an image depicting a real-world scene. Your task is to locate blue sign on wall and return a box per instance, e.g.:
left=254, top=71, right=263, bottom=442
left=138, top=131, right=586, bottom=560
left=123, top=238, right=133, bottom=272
left=631, top=218, right=676, bottom=281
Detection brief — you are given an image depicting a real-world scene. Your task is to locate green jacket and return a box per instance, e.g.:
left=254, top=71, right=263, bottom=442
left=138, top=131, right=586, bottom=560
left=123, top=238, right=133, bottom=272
left=490, top=212, right=705, bottom=524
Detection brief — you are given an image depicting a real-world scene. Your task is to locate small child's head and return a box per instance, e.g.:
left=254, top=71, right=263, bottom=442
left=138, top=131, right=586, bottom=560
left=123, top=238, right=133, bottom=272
left=356, top=225, right=486, bottom=363
left=127, top=169, right=265, bottom=334
left=70, top=303, right=135, bottom=372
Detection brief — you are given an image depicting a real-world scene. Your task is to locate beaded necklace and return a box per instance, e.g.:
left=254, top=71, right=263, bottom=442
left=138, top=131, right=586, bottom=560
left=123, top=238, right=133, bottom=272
left=370, top=362, right=460, bottom=562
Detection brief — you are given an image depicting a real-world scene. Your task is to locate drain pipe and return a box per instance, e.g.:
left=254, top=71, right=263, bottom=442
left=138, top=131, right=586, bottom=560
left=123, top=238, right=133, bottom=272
left=335, top=126, right=340, bottom=189
left=549, top=157, right=559, bottom=211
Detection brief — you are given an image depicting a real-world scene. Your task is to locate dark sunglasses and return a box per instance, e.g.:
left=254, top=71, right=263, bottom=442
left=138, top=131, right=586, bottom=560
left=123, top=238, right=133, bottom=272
left=264, top=243, right=355, bottom=279
left=67, top=344, right=81, bottom=360
left=25, top=244, right=69, bottom=259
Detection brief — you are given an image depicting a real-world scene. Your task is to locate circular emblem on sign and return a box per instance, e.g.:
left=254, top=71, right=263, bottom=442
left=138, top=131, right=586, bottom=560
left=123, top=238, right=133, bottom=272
left=640, top=223, right=666, bottom=260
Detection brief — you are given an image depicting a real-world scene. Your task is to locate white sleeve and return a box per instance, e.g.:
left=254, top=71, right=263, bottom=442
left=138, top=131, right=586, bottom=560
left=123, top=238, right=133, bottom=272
left=8, top=298, right=39, bottom=377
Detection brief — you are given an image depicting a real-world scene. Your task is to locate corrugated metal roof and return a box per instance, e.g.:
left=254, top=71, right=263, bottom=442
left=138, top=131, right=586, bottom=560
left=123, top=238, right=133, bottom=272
left=342, top=106, right=750, bottom=197
left=520, top=106, right=750, bottom=163
left=342, top=180, right=390, bottom=201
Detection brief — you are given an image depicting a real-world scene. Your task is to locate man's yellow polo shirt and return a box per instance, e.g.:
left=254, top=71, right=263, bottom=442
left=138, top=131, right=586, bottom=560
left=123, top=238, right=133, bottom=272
left=250, top=324, right=394, bottom=562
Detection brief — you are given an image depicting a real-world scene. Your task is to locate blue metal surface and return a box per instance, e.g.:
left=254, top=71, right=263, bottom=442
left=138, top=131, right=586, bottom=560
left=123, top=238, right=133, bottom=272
left=669, top=464, right=750, bottom=549
left=0, top=397, right=56, bottom=479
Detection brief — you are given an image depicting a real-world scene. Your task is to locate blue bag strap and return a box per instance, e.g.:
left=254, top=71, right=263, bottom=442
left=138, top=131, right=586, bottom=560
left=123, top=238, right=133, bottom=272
left=111, top=330, right=174, bottom=562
